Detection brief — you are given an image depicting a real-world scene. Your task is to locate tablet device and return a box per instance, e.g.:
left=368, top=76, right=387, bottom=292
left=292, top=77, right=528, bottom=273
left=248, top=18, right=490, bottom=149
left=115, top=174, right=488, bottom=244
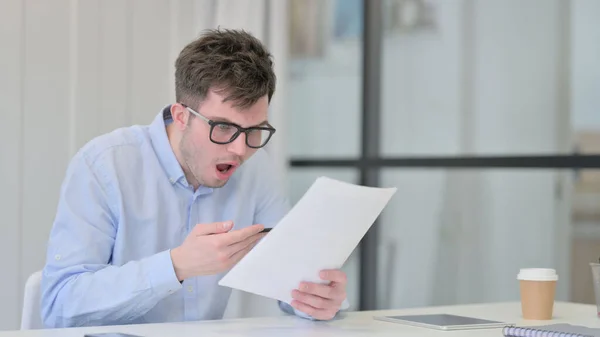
left=373, top=313, right=509, bottom=331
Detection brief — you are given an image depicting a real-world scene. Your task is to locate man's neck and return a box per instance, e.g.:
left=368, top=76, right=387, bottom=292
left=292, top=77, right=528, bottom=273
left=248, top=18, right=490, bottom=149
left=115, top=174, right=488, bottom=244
left=166, top=124, right=201, bottom=190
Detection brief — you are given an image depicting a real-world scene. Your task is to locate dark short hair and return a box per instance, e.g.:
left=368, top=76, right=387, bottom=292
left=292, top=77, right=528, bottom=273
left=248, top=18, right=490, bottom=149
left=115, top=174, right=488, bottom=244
left=174, top=28, right=276, bottom=110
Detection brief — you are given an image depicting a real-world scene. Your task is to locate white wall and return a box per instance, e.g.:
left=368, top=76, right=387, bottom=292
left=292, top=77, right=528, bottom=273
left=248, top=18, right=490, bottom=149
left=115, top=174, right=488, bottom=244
left=0, top=0, right=288, bottom=331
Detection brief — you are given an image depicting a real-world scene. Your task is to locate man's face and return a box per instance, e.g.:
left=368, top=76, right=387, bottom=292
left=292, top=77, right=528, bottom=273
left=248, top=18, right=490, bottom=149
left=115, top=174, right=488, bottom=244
left=175, top=90, right=270, bottom=188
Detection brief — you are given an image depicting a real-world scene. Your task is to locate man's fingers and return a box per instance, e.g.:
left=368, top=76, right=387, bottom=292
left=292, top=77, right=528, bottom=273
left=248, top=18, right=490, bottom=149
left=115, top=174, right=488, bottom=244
left=290, top=270, right=347, bottom=320
left=297, top=281, right=346, bottom=302
left=192, top=221, right=233, bottom=235
left=228, top=239, right=259, bottom=264
left=225, top=232, right=264, bottom=257
left=219, top=224, right=265, bottom=245
left=319, top=269, right=347, bottom=284
left=291, top=289, right=337, bottom=310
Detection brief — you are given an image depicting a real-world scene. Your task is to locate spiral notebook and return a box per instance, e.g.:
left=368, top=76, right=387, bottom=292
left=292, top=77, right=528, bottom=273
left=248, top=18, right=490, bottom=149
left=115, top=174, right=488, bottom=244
left=503, top=324, right=600, bottom=337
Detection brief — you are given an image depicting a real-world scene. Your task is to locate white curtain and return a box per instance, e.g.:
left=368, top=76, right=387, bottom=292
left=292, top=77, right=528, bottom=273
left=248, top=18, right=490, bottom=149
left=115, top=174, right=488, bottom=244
left=172, top=0, right=290, bottom=318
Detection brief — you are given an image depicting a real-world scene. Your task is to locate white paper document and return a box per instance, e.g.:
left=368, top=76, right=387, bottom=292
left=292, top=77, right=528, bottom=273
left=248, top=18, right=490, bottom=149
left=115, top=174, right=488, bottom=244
left=218, top=176, right=397, bottom=305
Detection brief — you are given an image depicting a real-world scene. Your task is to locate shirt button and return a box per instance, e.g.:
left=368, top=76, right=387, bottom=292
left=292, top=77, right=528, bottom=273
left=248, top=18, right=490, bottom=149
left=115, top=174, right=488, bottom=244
left=169, top=178, right=175, bottom=183
left=54, top=254, right=61, bottom=261
left=187, top=286, right=193, bottom=293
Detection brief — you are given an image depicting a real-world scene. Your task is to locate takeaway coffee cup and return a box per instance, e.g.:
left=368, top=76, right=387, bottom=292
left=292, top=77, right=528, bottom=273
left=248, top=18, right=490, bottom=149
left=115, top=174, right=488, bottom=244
left=517, top=268, right=558, bottom=320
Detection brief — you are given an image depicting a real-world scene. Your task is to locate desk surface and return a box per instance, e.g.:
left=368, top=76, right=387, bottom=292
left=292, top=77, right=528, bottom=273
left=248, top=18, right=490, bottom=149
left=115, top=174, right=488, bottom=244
left=3, top=301, right=598, bottom=337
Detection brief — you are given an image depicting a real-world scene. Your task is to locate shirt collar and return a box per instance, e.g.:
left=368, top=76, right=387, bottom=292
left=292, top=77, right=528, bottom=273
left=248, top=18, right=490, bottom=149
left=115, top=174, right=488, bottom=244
left=149, top=105, right=186, bottom=185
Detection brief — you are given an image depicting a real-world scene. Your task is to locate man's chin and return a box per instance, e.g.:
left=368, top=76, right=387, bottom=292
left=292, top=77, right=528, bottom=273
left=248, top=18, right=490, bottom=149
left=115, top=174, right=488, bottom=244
left=207, top=182, right=227, bottom=188
left=203, top=177, right=229, bottom=189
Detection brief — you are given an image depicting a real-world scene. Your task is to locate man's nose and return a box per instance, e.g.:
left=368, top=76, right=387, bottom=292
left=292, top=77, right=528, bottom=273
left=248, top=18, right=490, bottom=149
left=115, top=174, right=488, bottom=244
left=227, top=133, right=247, bottom=157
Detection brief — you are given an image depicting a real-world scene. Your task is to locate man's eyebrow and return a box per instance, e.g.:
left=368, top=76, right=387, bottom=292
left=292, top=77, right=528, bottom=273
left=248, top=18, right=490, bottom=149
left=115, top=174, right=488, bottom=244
left=253, top=120, right=270, bottom=127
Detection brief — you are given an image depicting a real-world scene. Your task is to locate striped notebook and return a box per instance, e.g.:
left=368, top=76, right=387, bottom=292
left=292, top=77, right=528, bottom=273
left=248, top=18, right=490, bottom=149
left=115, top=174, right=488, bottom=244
left=503, top=324, right=600, bottom=337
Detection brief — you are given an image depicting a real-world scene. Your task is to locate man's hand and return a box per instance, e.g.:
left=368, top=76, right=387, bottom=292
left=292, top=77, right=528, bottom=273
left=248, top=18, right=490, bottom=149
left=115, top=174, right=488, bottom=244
left=290, top=269, right=347, bottom=320
left=170, top=221, right=266, bottom=281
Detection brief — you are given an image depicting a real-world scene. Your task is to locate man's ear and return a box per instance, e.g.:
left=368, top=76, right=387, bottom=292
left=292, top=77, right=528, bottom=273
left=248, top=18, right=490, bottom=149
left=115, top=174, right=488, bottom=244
left=170, top=103, right=190, bottom=130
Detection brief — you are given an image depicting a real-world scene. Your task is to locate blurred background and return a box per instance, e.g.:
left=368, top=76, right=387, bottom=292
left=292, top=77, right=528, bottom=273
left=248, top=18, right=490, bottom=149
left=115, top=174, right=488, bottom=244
left=1, top=0, right=599, bottom=331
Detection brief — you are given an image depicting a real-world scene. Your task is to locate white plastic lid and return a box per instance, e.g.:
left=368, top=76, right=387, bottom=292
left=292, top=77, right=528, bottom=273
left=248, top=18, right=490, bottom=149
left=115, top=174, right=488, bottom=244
left=517, top=268, right=558, bottom=281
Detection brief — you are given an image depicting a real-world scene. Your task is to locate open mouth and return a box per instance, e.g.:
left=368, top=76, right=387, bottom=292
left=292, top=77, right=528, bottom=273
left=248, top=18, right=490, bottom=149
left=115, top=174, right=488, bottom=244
left=215, top=162, right=239, bottom=180
left=216, top=163, right=233, bottom=173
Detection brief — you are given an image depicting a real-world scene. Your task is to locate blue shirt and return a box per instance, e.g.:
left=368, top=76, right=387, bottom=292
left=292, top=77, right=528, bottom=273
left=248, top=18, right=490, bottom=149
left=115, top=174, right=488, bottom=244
left=40, top=106, right=308, bottom=328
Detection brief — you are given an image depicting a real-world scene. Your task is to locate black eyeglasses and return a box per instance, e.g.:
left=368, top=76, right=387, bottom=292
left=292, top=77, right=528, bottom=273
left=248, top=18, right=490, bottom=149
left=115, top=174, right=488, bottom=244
left=181, top=104, right=276, bottom=149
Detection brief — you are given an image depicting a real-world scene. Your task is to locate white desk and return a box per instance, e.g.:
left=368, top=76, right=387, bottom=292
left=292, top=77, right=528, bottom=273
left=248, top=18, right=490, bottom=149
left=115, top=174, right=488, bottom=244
left=3, top=302, right=598, bottom=337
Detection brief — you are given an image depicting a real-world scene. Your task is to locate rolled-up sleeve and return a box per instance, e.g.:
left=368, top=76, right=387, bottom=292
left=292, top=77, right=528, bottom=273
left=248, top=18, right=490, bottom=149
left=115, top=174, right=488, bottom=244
left=40, top=152, right=181, bottom=328
left=278, top=299, right=350, bottom=321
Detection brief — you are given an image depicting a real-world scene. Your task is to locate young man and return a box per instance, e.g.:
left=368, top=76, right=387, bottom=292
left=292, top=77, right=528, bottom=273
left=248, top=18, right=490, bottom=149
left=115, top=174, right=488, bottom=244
left=40, top=29, right=348, bottom=328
